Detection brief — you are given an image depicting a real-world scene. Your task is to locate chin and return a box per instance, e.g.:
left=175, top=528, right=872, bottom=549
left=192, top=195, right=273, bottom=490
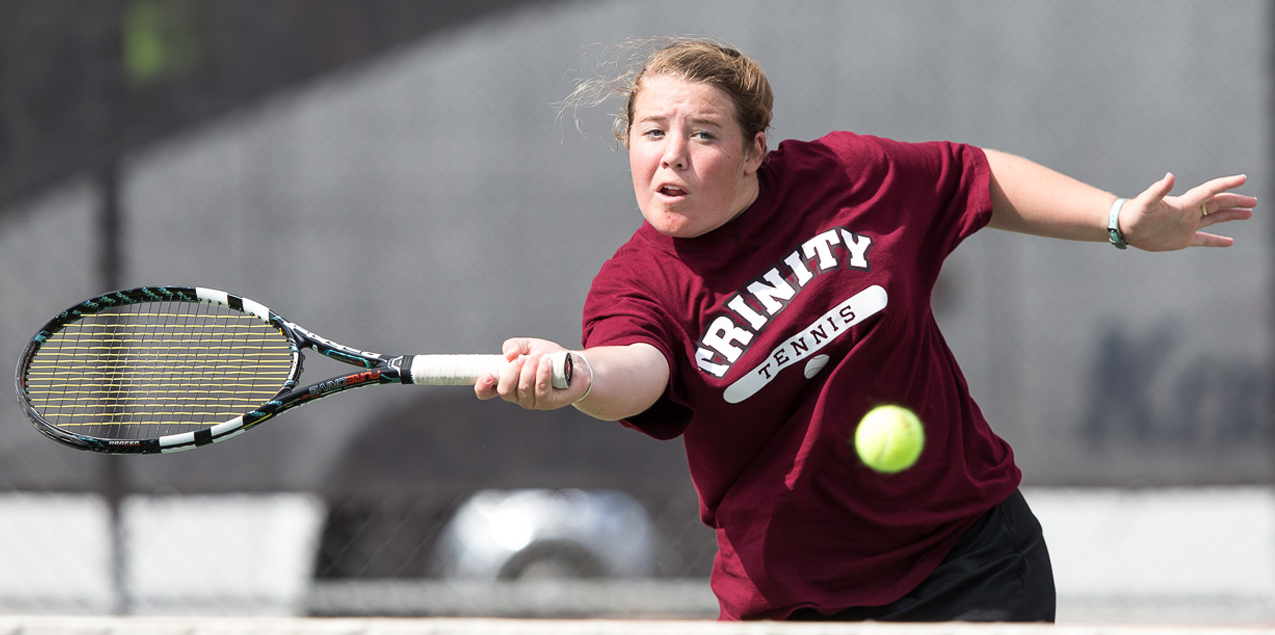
left=652, top=220, right=704, bottom=239
left=643, top=211, right=694, bottom=238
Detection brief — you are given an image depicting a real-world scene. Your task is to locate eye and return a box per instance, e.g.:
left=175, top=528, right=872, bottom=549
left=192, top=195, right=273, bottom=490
left=642, top=128, right=665, bottom=139
left=692, top=130, right=716, bottom=141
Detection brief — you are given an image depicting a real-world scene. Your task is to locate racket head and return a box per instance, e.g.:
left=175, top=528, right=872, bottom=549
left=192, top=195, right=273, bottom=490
left=15, top=287, right=302, bottom=454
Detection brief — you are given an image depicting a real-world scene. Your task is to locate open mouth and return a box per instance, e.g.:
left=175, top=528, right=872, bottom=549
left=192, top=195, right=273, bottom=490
left=658, top=185, right=688, bottom=198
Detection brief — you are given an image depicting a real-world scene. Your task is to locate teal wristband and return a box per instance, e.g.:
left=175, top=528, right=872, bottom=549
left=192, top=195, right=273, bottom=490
left=1107, top=198, right=1128, bottom=250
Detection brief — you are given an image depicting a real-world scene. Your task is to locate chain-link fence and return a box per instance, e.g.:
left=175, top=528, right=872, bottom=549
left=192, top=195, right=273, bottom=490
left=0, top=0, right=1269, bottom=623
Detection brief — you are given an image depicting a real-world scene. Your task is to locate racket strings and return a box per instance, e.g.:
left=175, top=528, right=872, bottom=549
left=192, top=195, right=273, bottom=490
left=22, top=301, right=295, bottom=439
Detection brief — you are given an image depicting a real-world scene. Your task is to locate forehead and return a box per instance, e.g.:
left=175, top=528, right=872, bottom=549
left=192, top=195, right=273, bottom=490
left=632, top=74, right=736, bottom=122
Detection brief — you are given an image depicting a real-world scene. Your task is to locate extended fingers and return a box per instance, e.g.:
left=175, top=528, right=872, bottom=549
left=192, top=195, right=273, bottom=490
left=1200, top=204, right=1254, bottom=226
left=1190, top=231, right=1237, bottom=248
left=1137, top=172, right=1176, bottom=205
left=1202, top=192, right=1258, bottom=216
left=1193, top=181, right=1254, bottom=246
left=1190, top=175, right=1251, bottom=209
left=1200, top=174, right=1248, bottom=196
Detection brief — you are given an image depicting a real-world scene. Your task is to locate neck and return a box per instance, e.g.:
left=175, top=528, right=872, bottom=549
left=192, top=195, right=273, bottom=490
left=724, top=173, right=761, bottom=226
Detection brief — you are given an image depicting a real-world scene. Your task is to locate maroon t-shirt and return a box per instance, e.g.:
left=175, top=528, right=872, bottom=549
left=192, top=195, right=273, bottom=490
left=582, top=131, right=1021, bottom=620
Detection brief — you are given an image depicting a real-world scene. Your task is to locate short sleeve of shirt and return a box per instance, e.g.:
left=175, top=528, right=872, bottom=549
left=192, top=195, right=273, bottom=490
left=827, top=133, right=992, bottom=258
left=580, top=250, right=693, bottom=439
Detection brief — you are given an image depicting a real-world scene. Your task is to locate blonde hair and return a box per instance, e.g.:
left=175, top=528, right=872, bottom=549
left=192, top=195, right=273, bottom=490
left=564, top=37, right=773, bottom=150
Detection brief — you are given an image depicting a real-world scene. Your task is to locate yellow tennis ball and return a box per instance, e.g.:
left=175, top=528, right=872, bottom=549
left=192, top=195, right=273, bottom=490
left=854, top=405, right=925, bottom=473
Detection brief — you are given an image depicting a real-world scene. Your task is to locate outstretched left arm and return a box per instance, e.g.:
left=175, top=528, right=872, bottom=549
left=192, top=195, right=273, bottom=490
left=984, top=148, right=1256, bottom=251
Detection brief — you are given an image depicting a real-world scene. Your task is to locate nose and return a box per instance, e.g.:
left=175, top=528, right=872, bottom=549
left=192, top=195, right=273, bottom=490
left=661, top=134, right=688, bottom=170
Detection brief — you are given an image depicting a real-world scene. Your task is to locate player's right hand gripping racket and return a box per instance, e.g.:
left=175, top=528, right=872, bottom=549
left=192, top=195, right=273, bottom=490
left=16, top=286, right=571, bottom=455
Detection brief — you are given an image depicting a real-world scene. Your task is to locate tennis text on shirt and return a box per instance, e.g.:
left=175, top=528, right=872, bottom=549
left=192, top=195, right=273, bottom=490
left=695, top=226, right=876, bottom=400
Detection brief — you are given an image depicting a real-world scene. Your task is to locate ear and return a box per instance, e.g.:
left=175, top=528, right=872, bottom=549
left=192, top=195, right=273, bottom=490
left=744, top=131, right=767, bottom=175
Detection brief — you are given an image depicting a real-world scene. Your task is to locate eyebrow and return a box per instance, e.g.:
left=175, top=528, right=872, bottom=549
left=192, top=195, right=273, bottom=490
left=635, top=113, right=728, bottom=127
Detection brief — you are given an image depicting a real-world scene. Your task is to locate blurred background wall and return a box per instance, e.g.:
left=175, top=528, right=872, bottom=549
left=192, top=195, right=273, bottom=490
left=0, top=0, right=1268, bottom=622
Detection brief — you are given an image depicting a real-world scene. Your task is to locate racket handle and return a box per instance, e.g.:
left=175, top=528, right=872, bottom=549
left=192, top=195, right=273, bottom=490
left=406, top=351, right=572, bottom=389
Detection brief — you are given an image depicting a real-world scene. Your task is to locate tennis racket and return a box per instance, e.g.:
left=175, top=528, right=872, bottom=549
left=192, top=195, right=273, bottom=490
left=15, top=286, right=572, bottom=455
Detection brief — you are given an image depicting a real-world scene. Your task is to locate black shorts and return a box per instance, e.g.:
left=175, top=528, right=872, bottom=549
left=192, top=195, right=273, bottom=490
left=788, top=489, right=1056, bottom=622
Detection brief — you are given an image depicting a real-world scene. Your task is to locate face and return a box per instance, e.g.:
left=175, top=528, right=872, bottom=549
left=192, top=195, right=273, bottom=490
left=628, top=74, right=766, bottom=238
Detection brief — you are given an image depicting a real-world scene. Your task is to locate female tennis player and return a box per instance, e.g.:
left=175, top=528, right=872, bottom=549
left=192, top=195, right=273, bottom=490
left=475, top=38, right=1256, bottom=622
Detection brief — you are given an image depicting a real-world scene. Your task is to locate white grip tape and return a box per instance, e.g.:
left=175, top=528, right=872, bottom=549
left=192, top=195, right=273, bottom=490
left=409, top=352, right=571, bottom=389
